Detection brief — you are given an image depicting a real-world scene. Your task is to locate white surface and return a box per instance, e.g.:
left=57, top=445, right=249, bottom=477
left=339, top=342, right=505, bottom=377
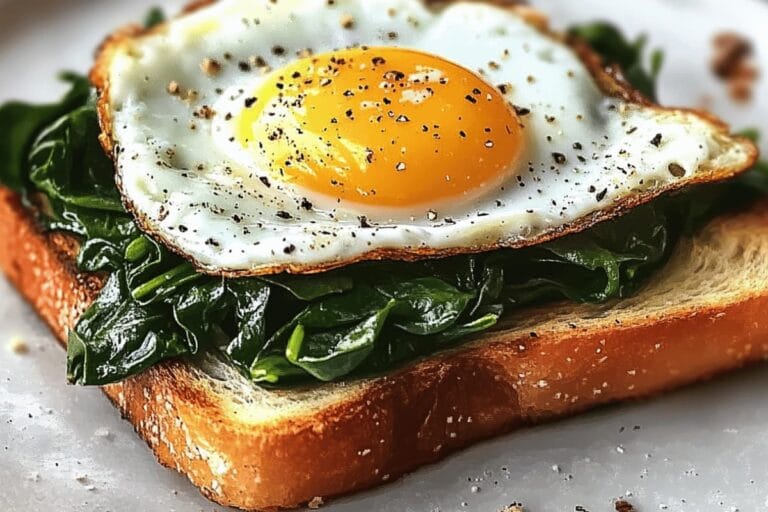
left=0, top=1, right=766, bottom=511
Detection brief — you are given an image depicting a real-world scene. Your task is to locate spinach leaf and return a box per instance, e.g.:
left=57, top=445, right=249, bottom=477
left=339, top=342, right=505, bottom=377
left=250, top=355, right=307, bottom=384
left=67, top=270, right=188, bottom=385
left=0, top=73, right=90, bottom=193
left=286, top=301, right=396, bottom=381
left=569, top=22, right=663, bottom=101
left=44, top=201, right=136, bottom=243
left=360, top=312, right=500, bottom=373
left=144, top=7, right=166, bottom=29
left=434, top=313, right=500, bottom=345
left=172, top=280, right=229, bottom=353
left=28, top=104, right=123, bottom=211
left=377, top=278, right=474, bottom=335
left=515, top=202, right=672, bottom=304
left=225, top=280, right=271, bottom=371
left=298, top=285, right=391, bottom=328
left=259, top=273, right=354, bottom=300
left=76, top=238, right=127, bottom=272
left=740, top=161, right=768, bottom=194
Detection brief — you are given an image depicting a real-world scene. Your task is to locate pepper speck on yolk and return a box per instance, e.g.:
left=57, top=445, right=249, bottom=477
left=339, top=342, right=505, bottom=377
left=235, top=47, right=524, bottom=207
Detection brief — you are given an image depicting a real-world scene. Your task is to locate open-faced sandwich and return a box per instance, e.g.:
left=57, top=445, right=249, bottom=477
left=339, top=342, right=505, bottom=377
left=1, top=1, right=767, bottom=510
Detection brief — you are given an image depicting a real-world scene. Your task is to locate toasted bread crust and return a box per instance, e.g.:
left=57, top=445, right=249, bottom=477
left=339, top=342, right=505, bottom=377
left=88, top=1, right=758, bottom=277
left=3, top=185, right=768, bottom=510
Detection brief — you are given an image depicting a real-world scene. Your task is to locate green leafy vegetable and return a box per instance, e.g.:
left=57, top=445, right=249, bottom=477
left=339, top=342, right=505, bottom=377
left=569, top=22, right=663, bottom=101
left=29, top=104, right=123, bottom=211
left=0, top=73, right=90, bottom=193
left=286, top=301, right=396, bottom=381
left=143, top=7, right=166, bottom=29
left=259, top=273, right=354, bottom=301
left=225, top=280, right=271, bottom=371
left=67, top=270, right=188, bottom=384
left=377, top=278, right=474, bottom=335
left=2, top=21, right=766, bottom=387
left=172, top=280, right=229, bottom=353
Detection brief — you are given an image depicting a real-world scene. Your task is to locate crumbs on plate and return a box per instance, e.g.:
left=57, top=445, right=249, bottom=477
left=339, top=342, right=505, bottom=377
left=6, top=335, right=29, bottom=354
left=711, top=31, right=758, bottom=102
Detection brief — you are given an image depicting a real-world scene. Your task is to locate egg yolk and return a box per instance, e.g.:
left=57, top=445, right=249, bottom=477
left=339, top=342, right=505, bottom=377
left=235, top=47, right=524, bottom=207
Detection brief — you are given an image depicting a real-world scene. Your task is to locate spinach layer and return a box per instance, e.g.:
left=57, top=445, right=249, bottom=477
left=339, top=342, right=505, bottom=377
left=0, top=23, right=765, bottom=387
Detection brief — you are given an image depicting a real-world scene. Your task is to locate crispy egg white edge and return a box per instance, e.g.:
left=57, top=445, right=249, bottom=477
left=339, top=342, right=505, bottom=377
left=96, top=0, right=757, bottom=275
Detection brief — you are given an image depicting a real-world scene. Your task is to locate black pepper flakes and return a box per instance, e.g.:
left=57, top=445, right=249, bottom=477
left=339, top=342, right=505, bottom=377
left=595, top=188, right=608, bottom=202
left=552, top=152, right=567, bottom=164
left=513, top=105, right=531, bottom=116
left=650, top=133, right=663, bottom=147
left=383, top=70, right=405, bottom=81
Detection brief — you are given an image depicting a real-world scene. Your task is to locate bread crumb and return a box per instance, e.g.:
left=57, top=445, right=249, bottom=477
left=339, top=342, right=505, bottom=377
left=93, top=427, right=112, bottom=439
left=6, top=336, right=29, bottom=354
left=712, top=32, right=751, bottom=77
left=615, top=499, right=636, bottom=512
left=308, top=496, right=324, bottom=509
left=340, top=14, right=355, bottom=29
left=200, top=57, right=222, bottom=76
left=184, top=88, right=199, bottom=103
left=499, top=504, right=524, bottom=512
left=711, top=31, right=758, bottom=102
left=194, top=105, right=216, bottom=120
left=167, top=81, right=180, bottom=95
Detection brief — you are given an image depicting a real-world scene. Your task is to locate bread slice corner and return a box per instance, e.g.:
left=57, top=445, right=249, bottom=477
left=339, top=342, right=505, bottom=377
left=3, top=187, right=768, bottom=510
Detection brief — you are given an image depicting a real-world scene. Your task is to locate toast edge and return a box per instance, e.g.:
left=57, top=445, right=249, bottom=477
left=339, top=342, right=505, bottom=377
left=3, top=185, right=768, bottom=510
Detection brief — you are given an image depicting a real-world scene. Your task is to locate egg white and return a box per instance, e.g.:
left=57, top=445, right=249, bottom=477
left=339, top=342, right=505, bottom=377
left=99, top=0, right=754, bottom=274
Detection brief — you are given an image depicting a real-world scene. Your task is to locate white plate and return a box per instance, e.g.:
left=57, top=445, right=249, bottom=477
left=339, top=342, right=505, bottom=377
left=0, top=1, right=766, bottom=511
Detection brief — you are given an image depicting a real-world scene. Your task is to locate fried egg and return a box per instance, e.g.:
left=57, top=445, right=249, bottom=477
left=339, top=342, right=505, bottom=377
left=93, top=0, right=756, bottom=275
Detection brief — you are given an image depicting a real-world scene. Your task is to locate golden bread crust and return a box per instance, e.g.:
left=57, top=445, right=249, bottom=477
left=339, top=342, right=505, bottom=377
left=3, top=185, right=768, bottom=510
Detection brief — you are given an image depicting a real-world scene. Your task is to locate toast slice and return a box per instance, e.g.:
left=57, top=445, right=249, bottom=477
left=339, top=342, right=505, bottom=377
left=2, top=185, right=768, bottom=510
